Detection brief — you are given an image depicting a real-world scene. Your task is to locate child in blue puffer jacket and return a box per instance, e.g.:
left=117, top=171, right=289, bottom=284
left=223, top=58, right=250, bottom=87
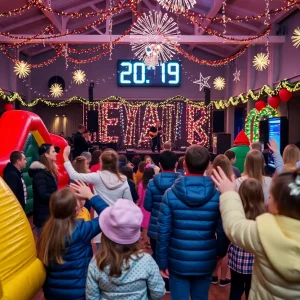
left=157, top=145, right=228, bottom=300
left=37, top=181, right=108, bottom=300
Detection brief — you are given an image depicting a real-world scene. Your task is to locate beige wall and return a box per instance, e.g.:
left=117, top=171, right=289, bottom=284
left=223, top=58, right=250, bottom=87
left=33, top=103, right=83, bottom=137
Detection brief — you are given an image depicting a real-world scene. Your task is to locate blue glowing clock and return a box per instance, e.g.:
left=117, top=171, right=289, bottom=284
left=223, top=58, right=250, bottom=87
left=117, top=60, right=181, bottom=87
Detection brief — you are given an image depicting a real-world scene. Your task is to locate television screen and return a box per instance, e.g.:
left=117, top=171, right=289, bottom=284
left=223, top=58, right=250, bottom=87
left=268, top=117, right=281, bottom=168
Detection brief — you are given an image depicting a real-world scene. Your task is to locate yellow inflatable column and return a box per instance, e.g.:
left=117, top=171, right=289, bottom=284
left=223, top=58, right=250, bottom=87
left=0, top=178, right=45, bottom=300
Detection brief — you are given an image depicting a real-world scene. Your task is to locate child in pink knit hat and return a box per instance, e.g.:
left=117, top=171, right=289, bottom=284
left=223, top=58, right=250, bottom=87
left=86, top=199, right=166, bottom=300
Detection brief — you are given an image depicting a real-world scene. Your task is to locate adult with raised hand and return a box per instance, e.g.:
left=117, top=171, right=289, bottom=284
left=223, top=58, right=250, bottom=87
left=268, top=139, right=300, bottom=173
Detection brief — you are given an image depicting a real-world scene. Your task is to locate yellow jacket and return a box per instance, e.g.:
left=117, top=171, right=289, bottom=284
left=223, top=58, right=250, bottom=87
left=220, top=191, right=300, bottom=300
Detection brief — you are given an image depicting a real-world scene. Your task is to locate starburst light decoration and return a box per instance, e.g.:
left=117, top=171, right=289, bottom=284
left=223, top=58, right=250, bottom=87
left=292, top=27, right=300, bottom=48
left=14, top=61, right=31, bottom=78
left=233, top=68, right=241, bottom=82
left=73, top=70, right=86, bottom=84
left=253, top=53, right=270, bottom=71
left=157, top=0, right=196, bottom=13
left=213, top=77, right=226, bottom=90
left=130, top=11, right=179, bottom=66
left=193, top=73, right=211, bottom=91
left=50, top=83, right=63, bottom=98
left=144, top=55, right=159, bottom=68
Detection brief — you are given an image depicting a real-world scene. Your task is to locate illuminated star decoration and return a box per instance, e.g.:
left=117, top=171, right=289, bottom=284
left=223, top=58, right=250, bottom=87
left=50, top=83, right=63, bottom=98
left=213, top=77, right=226, bottom=90
left=193, top=73, right=211, bottom=91
left=253, top=53, right=270, bottom=71
left=130, top=11, right=179, bottom=66
left=14, top=61, right=31, bottom=78
left=73, top=70, right=86, bottom=85
left=157, top=0, right=196, bottom=13
left=292, top=27, right=300, bottom=48
left=233, top=68, right=241, bottom=82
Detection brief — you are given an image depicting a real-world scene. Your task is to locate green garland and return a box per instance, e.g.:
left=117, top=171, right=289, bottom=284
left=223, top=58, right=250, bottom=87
left=245, top=105, right=278, bottom=143
left=1, top=79, right=300, bottom=109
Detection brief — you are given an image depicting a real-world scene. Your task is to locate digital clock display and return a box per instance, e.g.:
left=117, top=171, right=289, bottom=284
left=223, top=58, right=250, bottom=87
left=117, top=60, right=181, bottom=87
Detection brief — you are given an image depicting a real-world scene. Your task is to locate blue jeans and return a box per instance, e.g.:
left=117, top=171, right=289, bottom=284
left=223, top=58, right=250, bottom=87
left=169, top=272, right=211, bottom=300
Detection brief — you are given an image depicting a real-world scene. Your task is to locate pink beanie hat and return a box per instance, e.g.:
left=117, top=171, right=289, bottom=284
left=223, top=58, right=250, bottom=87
left=99, top=199, right=143, bottom=244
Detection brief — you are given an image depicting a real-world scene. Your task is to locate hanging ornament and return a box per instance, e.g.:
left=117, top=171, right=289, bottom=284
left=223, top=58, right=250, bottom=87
left=213, top=77, right=226, bottom=90
left=73, top=70, right=86, bottom=84
left=255, top=100, right=267, bottom=111
left=233, top=68, right=241, bottom=82
left=4, top=103, right=14, bottom=111
left=279, top=88, right=292, bottom=102
left=292, top=27, right=300, bottom=48
left=14, top=61, right=31, bottom=78
left=193, top=73, right=211, bottom=91
left=130, top=11, right=179, bottom=66
left=157, top=0, right=196, bottom=13
left=268, top=96, right=281, bottom=109
left=253, top=53, right=270, bottom=71
left=50, top=83, right=63, bottom=98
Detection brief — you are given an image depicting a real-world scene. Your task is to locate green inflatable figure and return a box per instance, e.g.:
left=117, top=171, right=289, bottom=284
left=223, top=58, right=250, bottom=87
left=229, top=130, right=250, bottom=174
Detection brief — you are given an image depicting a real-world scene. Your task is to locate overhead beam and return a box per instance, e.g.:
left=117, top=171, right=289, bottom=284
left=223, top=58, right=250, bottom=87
left=0, top=35, right=285, bottom=44
left=40, top=0, right=63, bottom=32
left=4, top=15, right=45, bottom=32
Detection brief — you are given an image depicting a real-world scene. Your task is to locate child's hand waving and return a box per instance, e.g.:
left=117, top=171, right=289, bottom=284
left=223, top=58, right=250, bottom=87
left=70, top=180, right=94, bottom=200
left=211, top=166, right=236, bottom=193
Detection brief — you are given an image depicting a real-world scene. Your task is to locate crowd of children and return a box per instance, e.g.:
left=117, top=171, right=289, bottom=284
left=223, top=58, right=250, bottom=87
left=9, top=136, right=300, bottom=300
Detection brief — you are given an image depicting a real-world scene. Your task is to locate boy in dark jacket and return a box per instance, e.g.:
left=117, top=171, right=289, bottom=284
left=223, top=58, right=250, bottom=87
left=144, top=150, right=179, bottom=292
left=157, top=145, right=228, bottom=300
left=3, top=151, right=27, bottom=210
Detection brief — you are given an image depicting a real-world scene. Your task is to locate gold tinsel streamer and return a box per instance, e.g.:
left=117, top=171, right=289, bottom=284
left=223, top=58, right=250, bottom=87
left=1, top=80, right=300, bottom=109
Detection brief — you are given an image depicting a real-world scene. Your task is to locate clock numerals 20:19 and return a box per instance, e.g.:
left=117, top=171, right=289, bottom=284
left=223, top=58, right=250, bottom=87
left=120, top=61, right=180, bottom=85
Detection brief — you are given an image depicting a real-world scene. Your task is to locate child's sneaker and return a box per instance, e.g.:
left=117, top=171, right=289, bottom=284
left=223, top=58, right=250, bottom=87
left=219, top=278, right=231, bottom=287
left=211, top=276, right=218, bottom=285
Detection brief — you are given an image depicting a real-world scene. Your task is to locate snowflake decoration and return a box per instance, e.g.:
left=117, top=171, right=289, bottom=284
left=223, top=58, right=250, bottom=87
left=50, top=83, right=63, bottom=98
left=292, top=27, right=300, bottom=48
left=130, top=11, right=179, bottom=66
left=14, top=61, right=31, bottom=78
left=213, top=77, right=226, bottom=90
left=73, top=70, right=86, bottom=84
left=193, top=73, right=211, bottom=91
left=253, top=53, right=270, bottom=71
left=233, top=68, right=241, bottom=82
left=157, top=0, right=196, bottom=13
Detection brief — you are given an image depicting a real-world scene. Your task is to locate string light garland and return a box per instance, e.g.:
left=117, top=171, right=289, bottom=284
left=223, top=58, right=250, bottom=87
left=213, top=80, right=300, bottom=109
left=157, top=0, right=196, bottom=13
left=49, top=83, right=63, bottom=98
left=253, top=52, right=270, bottom=71
left=1, top=80, right=300, bottom=109
left=245, top=105, right=278, bottom=142
left=130, top=11, right=179, bottom=65
left=73, top=70, right=86, bottom=84
left=213, top=77, right=226, bottom=90
left=14, top=61, right=31, bottom=78
left=173, top=44, right=250, bottom=67
left=292, top=27, right=300, bottom=48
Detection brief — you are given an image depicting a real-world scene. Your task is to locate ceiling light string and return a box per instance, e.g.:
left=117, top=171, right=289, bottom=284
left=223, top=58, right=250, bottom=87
left=109, top=0, right=113, bottom=60
left=264, top=0, right=271, bottom=60
left=222, top=0, right=226, bottom=35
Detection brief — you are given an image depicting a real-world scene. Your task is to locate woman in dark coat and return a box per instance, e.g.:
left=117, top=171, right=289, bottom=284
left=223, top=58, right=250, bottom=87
left=28, top=144, right=59, bottom=235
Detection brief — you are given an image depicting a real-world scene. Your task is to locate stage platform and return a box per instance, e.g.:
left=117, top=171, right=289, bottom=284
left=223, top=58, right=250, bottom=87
left=117, top=150, right=185, bottom=164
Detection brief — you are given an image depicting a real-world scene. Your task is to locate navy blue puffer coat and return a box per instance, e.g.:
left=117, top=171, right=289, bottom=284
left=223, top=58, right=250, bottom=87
left=144, top=172, right=180, bottom=240
left=157, top=175, right=228, bottom=276
left=43, top=195, right=108, bottom=300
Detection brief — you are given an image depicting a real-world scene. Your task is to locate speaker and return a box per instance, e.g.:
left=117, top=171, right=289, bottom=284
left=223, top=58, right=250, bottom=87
left=204, top=87, right=211, bottom=106
left=87, top=110, right=98, bottom=132
left=212, top=133, right=231, bottom=155
left=213, top=110, right=225, bottom=133
left=88, top=82, right=95, bottom=101
left=259, top=119, right=269, bottom=150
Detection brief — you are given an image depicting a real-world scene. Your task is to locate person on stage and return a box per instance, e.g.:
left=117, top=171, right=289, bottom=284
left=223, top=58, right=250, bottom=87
left=149, top=121, right=163, bottom=153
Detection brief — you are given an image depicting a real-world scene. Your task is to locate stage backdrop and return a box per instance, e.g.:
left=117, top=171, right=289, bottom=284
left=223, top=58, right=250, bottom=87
left=84, top=101, right=212, bottom=149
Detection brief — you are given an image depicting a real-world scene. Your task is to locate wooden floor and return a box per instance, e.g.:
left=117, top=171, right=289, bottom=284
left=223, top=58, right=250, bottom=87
left=29, top=216, right=237, bottom=300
